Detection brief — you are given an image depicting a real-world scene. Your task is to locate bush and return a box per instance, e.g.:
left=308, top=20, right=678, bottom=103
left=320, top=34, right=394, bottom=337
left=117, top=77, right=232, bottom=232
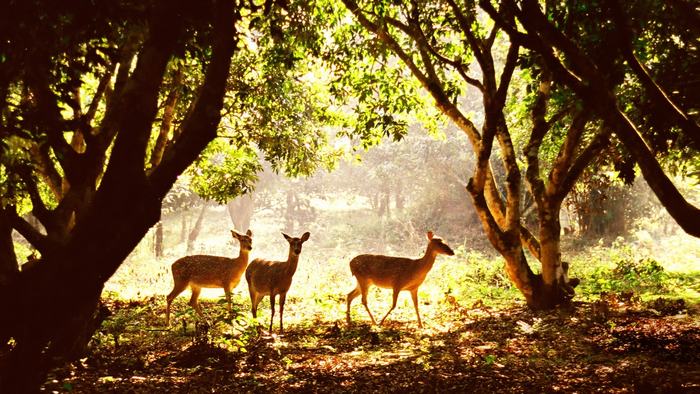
left=586, top=257, right=667, bottom=295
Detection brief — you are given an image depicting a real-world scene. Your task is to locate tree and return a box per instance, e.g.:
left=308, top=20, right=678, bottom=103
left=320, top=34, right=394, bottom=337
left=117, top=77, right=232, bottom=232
left=0, top=0, right=336, bottom=390
left=481, top=0, right=700, bottom=237
left=336, top=0, right=612, bottom=308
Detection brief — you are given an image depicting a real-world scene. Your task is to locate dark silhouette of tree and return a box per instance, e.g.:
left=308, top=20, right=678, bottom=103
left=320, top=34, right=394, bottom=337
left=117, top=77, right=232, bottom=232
left=0, top=0, right=334, bottom=390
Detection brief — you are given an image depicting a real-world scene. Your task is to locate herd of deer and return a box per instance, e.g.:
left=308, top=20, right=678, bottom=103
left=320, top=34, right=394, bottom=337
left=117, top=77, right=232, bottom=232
left=165, top=229, right=455, bottom=331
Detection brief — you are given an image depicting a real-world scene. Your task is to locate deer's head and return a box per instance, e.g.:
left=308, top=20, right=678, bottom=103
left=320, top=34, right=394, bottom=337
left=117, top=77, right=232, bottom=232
left=283, top=231, right=310, bottom=256
left=427, top=231, right=455, bottom=256
left=232, top=229, right=253, bottom=252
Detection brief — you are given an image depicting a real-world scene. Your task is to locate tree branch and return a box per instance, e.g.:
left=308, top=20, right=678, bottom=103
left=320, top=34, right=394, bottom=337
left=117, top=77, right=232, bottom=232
left=341, top=0, right=484, bottom=146
left=547, top=110, right=590, bottom=196
left=445, top=0, right=487, bottom=73
left=513, top=0, right=700, bottom=237
left=7, top=212, right=55, bottom=256
left=495, top=41, right=519, bottom=109
left=82, top=65, right=115, bottom=137
left=520, top=224, right=541, bottom=260
left=556, top=129, right=610, bottom=201
left=389, top=15, right=483, bottom=92
left=148, top=63, right=183, bottom=172
left=17, top=167, right=51, bottom=230
left=27, top=143, right=63, bottom=199
left=609, top=0, right=700, bottom=149
left=150, top=0, right=239, bottom=198
left=24, top=76, right=79, bottom=183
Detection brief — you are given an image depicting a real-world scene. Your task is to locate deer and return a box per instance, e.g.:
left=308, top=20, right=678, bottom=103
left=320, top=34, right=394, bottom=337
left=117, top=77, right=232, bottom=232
left=165, top=229, right=253, bottom=326
left=346, top=231, right=455, bottom=328
left=245, top=231, right=310, bottom=332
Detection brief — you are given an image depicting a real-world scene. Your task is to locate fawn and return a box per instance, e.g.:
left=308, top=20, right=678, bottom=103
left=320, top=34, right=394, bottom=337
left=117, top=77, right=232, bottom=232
left=165, top=229, right=252, bottom=326
left=346, top=231, right=454, bottom=328
left=245, top=231, right=310, bottom=332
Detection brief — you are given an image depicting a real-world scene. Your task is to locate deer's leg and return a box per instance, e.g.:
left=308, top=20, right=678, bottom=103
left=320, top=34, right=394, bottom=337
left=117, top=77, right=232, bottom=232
left=279, top=293, right=287, bottom=332
left=166, top=281, right=188, bottom=326
left=410, top=289, right=423, bottom=328
left=224, top=286, right=233, bottom=313
left=248, top=285, right=258, bottom=318
left=360, top=282, right=376, bottom=325
left=269, top=293, right=276, bottom=332
left=346, top=284, right=361, bottom=323
left=379, top=288, right=399, bottom=326
left=189, top=287, right=204, bottom=318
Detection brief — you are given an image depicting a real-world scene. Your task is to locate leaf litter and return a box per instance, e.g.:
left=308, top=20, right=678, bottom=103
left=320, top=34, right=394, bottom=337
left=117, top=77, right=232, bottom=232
left=43, top=293, right=700, bottom=393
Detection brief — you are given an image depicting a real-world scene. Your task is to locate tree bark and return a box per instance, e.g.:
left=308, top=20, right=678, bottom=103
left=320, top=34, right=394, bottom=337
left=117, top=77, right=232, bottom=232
left=0, top=208, right=18, bottom=287
left=149, top=64, right=183, bottom=172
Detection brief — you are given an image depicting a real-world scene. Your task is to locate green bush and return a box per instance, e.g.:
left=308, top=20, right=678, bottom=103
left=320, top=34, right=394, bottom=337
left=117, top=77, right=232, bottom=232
left=585, top=257, right=667, bottom=295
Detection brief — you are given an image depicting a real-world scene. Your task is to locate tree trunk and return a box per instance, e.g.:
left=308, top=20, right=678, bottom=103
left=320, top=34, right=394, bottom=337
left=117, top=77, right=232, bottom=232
left=536, top=203, right=575, bottom=308
left=0, top=0, right=237, bottom=388
left=227, top=194, right=254, bottom=232
left=383, top=191, right=391, bottom=218
left=153, top=221, right=163, bottom=258
left=180, top=213, right=189, bottom=244
left=0, top=208, right=18, bottom=286
left=186, top=203, right=207, bottom=253
left=395, top=181, right=405, bottom=211
left=0, top=182, right=163, bottom=390
left=467, top=180, right=540, bottom=308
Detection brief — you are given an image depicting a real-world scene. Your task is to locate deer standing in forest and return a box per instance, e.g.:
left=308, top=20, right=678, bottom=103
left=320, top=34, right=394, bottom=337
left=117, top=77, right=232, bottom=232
left=165, top=229, right=253, bottom=326
left=245, top=231, right=310, bottom=332
left=346, top=231, right=455, bottom=328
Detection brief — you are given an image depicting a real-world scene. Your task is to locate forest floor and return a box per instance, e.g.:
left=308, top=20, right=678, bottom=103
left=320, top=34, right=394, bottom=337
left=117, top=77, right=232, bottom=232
left=43, top=293, right=700, bottom=393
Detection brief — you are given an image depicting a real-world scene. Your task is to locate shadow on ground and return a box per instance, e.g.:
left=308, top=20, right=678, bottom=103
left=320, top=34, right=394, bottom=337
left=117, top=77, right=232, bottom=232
left=44, top=296, right=700, bottom=393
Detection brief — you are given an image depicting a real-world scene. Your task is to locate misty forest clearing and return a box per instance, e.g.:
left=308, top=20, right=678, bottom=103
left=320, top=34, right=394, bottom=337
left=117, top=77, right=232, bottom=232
left=1, top=0, right=700, bottom=392
left=51, top=171, right=700, bottom=392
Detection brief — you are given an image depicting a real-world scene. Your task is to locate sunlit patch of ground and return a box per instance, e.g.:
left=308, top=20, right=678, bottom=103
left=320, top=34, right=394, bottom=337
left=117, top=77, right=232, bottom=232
left=44, top=294, right=700, bottom=393
left=84, top=197, right=700, bottom=392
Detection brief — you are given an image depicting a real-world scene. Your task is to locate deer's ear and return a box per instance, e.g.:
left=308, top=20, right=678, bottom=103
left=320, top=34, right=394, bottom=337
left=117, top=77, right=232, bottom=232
left=301, top=232, right=310, bottom=242
left=426, top=231, right=434, bottom=240
left=282, top=232, right=292, bottom=241
left=246, top=229, right=253, bottom=237
left=231, top=230, right=240, bottom=239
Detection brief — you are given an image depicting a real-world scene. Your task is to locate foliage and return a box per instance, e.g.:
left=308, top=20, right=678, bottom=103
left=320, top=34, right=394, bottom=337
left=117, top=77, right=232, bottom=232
left=188, top=142, right=261, bottom=204
left=586, top=257, right=668, bottom=295
left=322, top=2, right=444, bottom=148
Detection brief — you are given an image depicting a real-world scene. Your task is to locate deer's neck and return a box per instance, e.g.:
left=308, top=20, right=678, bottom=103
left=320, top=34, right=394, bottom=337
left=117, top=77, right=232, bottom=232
left=418, top=247, right=438, bottom=271
left=285, top=250, right=300, bottom=275
left=236, top=250, right=250, bottom=264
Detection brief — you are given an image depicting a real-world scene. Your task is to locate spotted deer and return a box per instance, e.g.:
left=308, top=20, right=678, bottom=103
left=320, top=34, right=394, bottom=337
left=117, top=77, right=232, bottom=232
left=346, top=231, right=455, bottom=328
left=245, top=231, right=310, bottom=332
left=165, top=229, right=252, bottom=326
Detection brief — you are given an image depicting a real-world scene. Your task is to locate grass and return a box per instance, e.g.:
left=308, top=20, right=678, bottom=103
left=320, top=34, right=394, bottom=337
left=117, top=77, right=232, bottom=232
left=46, top=292, right=700, bottom=393
left=106, top=203, right=700, bottom=327
left=67, top=202, right=700, bottom=392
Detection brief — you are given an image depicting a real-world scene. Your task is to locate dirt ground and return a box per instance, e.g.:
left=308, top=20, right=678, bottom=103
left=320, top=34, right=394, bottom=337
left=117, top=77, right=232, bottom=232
left=43, top=295, right=700, bottom=393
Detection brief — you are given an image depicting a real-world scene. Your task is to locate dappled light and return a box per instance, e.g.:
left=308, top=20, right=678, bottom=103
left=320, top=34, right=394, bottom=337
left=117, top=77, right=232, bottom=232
left=1, top=0, right=698, bottom=392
